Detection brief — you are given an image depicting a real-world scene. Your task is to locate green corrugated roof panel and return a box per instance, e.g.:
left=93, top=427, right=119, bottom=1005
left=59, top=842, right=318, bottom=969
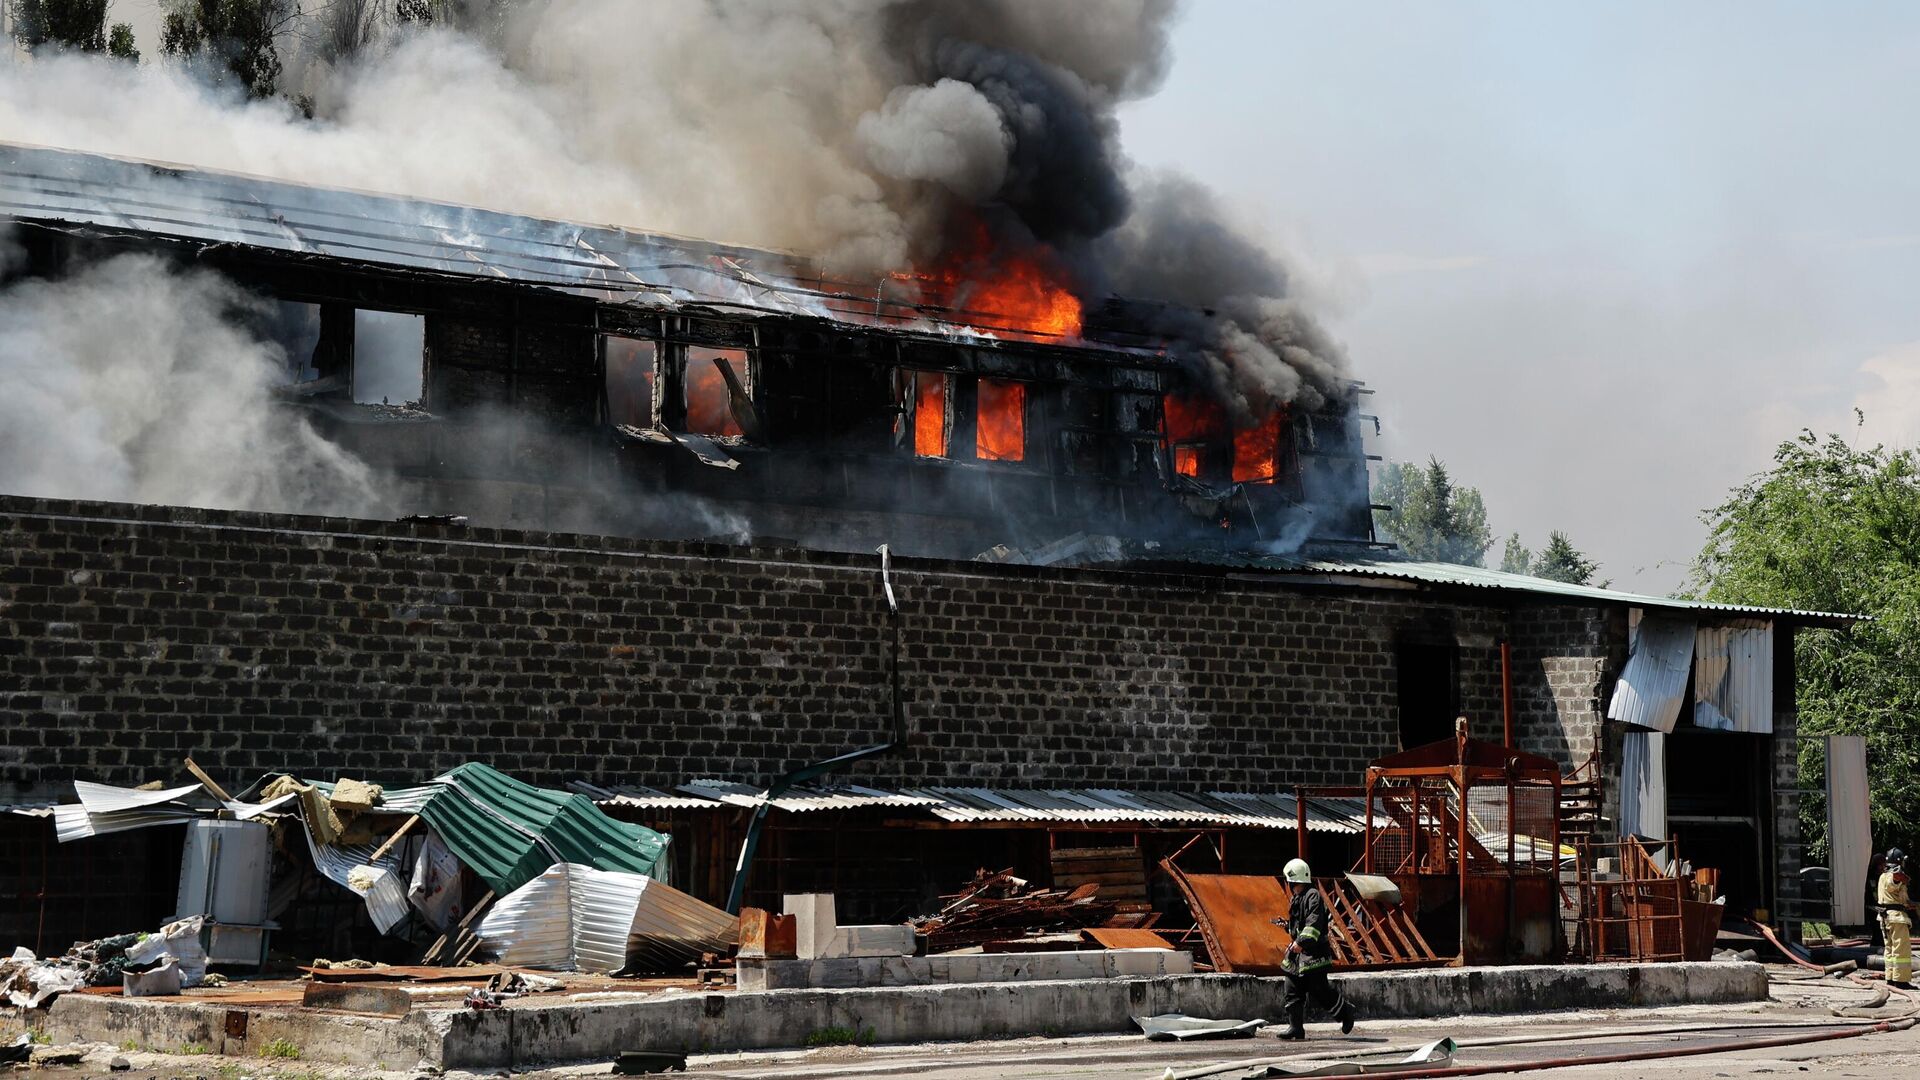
left=420, top=764, right=670, bottom=895
left=296, top=766, right=669, bottom=895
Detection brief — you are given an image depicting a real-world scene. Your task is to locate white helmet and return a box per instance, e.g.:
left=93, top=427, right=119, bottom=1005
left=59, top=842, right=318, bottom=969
left=1283, top=858, right=1312, bottom=884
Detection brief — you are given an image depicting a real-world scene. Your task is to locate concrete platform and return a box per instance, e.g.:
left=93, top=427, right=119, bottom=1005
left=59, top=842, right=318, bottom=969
left=738, top=947, right=1195, bottom=989
left=37, top=961, right=1769, bottom=1070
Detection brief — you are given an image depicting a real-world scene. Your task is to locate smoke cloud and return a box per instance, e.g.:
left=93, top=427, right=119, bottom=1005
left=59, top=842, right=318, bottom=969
left=0, top=242, right=382, bottom=516
left=0, top=0, right=1350, bottom=516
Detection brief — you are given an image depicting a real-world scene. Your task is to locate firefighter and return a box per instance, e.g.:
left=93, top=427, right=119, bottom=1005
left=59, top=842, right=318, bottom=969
left=1880, top=848, right=1912, bottom=986
left=1272, top=858, right=1357, bottom=1040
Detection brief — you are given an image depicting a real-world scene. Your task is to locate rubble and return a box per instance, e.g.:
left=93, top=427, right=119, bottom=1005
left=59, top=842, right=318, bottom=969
left=911, top=869, right=1121, bottom=953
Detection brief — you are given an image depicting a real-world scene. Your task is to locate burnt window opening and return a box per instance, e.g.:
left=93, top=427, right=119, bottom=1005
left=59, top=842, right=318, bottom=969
left=897, top=370, right=951, bottom=458
left=260, top=300, right=323, bottom=384
left=1233, top=409, right=1283, bottom=484
left=603, top=335, right=658, bottom=430
left=975, top=378, right=1027, bottom=463
left=1394, top=629, right=1460, bottom=750
left=684, top=345, right=755, bottom=440
left=351, top=309, right=426, bottom=405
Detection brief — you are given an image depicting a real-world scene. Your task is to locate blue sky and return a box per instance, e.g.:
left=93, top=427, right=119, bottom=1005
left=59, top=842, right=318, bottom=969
left=1120, top=2, right=1920, bottom=590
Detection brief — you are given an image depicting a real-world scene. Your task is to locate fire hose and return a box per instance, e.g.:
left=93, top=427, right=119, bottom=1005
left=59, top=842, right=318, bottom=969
left=1346, top=1017, right=1917, bottom=1080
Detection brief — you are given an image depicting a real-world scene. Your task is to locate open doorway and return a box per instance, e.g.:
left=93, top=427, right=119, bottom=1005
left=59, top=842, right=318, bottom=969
left=1395, top=624, right=1459, bottom=749
left=1666, top=727, right=1770, bottom=912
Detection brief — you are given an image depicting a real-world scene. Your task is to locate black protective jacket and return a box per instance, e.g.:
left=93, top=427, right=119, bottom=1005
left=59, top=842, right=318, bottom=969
left=1284, top=886, right=1333, bottom=973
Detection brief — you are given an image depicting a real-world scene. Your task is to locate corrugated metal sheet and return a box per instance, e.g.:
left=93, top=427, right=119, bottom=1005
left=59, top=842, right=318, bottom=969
left=298, top=831, right=413, bottom=933
left=1130, top=549, right=1861, bottom=626
left=475, top=864, right=574, bottom=970
left=0, top=142, right=1143, bottom=351
left=1693, top=621, right=1775, bottom=733
left=52, top=804, right=200, bottom=842
left=307, top=766, right=671, bottom=895
left=1827, top=736, right=1871, bottom=926
left=570, top=779, right=1365, bottom=833
left=567, top=781, right=715, bottom=811
left=1620, top=730, right=1667, bottom=843
left=73, top=781, right=206, bottom=814
left=679, top=779, right=941, bottom=813
left=1607, top=615, right=1696, bottom=733
left=475, top=863, right=737, bottom=974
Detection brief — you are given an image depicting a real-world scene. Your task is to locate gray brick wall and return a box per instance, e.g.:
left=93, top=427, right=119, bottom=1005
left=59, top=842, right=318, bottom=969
left=0, top=496, right=1619, bottom=803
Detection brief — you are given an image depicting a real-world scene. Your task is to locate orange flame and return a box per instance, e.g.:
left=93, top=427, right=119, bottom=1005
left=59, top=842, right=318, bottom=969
left=1233, top=409, right=1282, bottom=484
left=914, top=372, right=947, bottom=457
left=976, top=379, right=1026, bottom=462
left=1163, top=395, right=1224, bottom=477
left=686, top=348, right=745, bottom=437
left=924, top=217, right=1083, bottom=340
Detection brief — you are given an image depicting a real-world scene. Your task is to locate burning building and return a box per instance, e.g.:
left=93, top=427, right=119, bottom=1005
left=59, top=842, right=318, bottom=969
left=0, top=142, right=1371, bottom=559
left=0, top=140, right=1871, bottom=955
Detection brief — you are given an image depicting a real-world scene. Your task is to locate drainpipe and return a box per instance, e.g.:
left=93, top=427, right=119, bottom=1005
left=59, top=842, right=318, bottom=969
left=724, top=545, right=908, bottom=914
left=1500, top=638, right=1515, bottom=748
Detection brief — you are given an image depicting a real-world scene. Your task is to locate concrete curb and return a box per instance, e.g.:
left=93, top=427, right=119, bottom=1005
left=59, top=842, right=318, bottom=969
left=42, top=962, right=1769, bottom=1069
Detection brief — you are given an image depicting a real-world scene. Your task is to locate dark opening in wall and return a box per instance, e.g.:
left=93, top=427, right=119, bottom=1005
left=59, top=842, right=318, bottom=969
left=1395, top=626, right=1460, bottom=749
left=352, top=309, right=426, bottom=405
left=259, top=300, right=323, bottom=383
left=604, top=335, right=657, bottom=429
left=686, top=346, right=750, bottom=438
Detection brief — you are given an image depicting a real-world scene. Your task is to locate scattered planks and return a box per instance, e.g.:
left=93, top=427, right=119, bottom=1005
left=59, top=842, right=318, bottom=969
left=911, top=868, right=1120, bottom=953
left=418, top=890, right=494, bottom=966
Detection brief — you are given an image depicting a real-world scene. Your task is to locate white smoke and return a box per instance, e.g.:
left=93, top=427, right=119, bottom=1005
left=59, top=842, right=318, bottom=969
left=857, top=79, right=1012, bottom=201
left=0, top=244, right=382, bottom=516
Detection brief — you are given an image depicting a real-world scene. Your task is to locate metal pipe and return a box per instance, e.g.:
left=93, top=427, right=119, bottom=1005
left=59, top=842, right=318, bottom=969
left=1499, top=639, right=1514, bottom=748
left=724, top=544, right=909, bottom=915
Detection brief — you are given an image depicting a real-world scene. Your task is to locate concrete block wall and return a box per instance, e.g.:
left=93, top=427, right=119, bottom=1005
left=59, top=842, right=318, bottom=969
left=0, top=496, right=1614, bottom=803
left=1508, top=605, right=1620, bottom=772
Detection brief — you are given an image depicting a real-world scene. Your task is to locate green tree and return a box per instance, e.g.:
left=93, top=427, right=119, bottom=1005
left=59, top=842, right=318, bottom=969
left=1691, top=429, right=1920, bottom=854
left=9, top=0, right=108, bottom=51
left=1373, top=457, right=1492, bottom=566
left=106, top=19, right=135, bottom=57
left=1499, top=533, right=1531, bottom=575
left=160, top=0, right=297, bottom=99
left=1531, top=530, right=1601, bottom=585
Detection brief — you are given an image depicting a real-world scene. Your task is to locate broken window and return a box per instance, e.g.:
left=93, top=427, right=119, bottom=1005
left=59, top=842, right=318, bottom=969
left=1163, top=395, right=1223, bottom=479
left=603, top=335, right=657, bottom=429
left=896, top=370, right=950, bottom=457
left=260, top=300, right=323, bottom=384
left=685, top=346, right=750, bottom=438
left=1233, top=409, right=1282, bottom=484
left=352, top=309, right=426, bottom=405
left=975, top=378, right=1026, bottom=462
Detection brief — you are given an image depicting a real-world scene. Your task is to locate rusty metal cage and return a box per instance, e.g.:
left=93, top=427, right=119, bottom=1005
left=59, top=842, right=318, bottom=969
left=1359, top=730, right=1564, bottom=965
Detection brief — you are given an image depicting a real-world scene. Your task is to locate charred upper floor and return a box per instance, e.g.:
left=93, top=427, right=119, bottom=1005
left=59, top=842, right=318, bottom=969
left=0, top=142, right=1376, bottom=558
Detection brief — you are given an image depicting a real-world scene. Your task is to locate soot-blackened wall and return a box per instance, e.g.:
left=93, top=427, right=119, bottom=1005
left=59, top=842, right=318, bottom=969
left=0, top=495, right=1610, bottom=803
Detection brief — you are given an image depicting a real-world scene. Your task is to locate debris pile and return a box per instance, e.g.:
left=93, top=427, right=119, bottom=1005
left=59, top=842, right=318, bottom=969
left=911, top=869, right=1120, bottom=953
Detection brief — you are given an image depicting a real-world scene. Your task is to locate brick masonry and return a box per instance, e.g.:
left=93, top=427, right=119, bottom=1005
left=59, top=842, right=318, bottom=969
left=1, top=495, right=1616, bottom=803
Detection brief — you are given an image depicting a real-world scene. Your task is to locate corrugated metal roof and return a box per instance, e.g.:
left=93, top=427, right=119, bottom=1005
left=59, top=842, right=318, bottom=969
left=0, top=141, right=1150, bottom=352
left=678, top=779, right=942, bottom=813
left=567, top=781, right=717, bottom=811
left=575, top=780, right=1368, bottom=833
left=1274, top=558, right=1862, bottom=626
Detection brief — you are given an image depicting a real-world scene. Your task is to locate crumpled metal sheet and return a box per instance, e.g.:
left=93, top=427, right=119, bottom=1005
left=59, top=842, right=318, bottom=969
left=1607, top=614, right=1696, bottom=733
left=476, top=863, right=738, bottom=974
left=301, top=831, right=413, bottom=934
left=1133, top=1013, right=1266, bottom=1041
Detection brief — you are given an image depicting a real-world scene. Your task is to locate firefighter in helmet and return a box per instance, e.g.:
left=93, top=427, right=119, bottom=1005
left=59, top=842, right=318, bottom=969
left=1880, top=848, right=1913, bottom=986
left=1272, top=858, right=1357, bottom=1040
